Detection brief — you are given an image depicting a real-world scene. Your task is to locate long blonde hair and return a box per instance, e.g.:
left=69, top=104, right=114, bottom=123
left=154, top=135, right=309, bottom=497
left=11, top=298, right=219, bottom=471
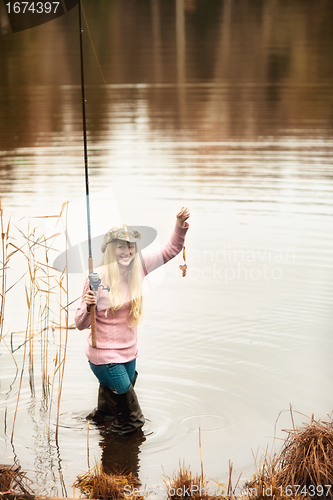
left=102, top=240, right=143, bottom=327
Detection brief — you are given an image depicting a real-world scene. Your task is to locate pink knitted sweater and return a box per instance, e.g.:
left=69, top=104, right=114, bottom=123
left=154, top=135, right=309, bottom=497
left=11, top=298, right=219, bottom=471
left=75, top=222, right=189, bottom=364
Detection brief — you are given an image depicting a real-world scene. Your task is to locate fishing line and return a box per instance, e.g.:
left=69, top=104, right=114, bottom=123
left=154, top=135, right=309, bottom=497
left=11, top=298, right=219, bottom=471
left=80, top=0, right=113, bottom=100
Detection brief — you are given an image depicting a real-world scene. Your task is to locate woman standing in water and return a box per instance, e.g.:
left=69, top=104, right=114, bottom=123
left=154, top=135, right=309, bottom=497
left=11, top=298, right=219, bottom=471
left=75, top=207, right=190, bottom=435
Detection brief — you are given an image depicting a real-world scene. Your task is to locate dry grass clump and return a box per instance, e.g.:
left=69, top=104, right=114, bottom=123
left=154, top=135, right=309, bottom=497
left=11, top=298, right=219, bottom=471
left=74, top=462, right=144, bottom=500
left=0, top=464, right=33, bottom=495
left=163, top=462, right=228, bottom=500
left=245, top=416, right=333, bottom=499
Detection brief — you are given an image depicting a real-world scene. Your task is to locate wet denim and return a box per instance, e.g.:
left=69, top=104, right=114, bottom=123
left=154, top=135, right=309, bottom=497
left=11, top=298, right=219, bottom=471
left=88, top=359, right=136, bottom=394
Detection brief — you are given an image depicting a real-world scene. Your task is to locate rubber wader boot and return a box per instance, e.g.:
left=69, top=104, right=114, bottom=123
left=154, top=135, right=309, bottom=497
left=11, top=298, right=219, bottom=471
left=87, top=371, right=138, bottom=423
left=109, top=384, right=145, bottom=436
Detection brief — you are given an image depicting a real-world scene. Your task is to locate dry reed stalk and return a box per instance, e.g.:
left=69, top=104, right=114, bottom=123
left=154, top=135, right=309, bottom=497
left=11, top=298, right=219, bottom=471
left=74, top=462, right=143, bottom=500
left=48, top=352, right=57, bottom=431
left=56, top=277, right=62, bottom=439
left=11, top=282, right=30, bottom=441
left=55, top=202, right=69, bottom=441
left=0, top=201, right=19, bottom=344
left=87, top=422, right=90, bottom=470
left=40, top=235, right=51, bottom=400
left=227, top=460, right=234, bottom=499
left=0, top=205, right=21, bottom=401
left=226, top=461, right=242, bottom=499
left=245, top=415, right=333, bottom=499
left=0, top=199, right=10, bottom=343
left=27, top=227, right=37, bottom=397
left=199, top=427, right=204, bottom=483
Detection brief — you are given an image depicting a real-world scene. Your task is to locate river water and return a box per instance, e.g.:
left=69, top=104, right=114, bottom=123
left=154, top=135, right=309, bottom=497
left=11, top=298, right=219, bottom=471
left=0, top=0, right=333, bottom=496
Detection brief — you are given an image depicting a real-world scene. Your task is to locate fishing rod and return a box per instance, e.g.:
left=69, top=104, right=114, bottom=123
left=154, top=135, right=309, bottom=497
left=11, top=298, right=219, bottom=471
left=78, top=0, right=109, bottom=347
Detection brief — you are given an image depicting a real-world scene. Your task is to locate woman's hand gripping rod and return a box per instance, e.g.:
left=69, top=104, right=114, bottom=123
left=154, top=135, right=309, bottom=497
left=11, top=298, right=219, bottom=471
left=88, top=273, right=110, bottom=347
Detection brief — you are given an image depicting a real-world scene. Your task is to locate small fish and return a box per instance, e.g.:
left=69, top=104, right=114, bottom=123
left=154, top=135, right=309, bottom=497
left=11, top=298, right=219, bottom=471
left=179, top=246, right=187, bottom=277
left=179, top=264, right=187, bottom=277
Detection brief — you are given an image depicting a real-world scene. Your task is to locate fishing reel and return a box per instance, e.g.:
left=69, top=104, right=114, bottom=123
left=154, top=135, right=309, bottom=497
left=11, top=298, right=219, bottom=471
left=89, top=273, right=110, bottom=292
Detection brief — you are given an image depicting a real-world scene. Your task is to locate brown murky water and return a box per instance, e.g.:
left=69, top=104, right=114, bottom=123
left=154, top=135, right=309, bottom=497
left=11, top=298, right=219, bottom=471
left=0, top=0, right=333, bottom=496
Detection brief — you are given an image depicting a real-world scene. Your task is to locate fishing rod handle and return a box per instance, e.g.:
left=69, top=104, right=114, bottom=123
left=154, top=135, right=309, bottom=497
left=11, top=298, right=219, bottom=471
left=90, top=304, right=97, bottom=348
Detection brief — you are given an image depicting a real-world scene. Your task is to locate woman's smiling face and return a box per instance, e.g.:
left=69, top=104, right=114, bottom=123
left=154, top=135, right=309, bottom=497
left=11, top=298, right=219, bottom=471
left=115, top=239, right=136, bottom=266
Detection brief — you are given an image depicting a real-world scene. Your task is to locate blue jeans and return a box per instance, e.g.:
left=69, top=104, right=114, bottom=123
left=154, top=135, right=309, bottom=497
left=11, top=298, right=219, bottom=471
left=89, top=359, right=136, bottom=394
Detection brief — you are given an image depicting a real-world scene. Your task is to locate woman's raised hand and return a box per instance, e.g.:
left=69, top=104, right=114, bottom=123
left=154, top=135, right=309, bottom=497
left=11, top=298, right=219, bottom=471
left=85, top=290, right=96, bottom=311
left=176, top=206, right=190, bottom=227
